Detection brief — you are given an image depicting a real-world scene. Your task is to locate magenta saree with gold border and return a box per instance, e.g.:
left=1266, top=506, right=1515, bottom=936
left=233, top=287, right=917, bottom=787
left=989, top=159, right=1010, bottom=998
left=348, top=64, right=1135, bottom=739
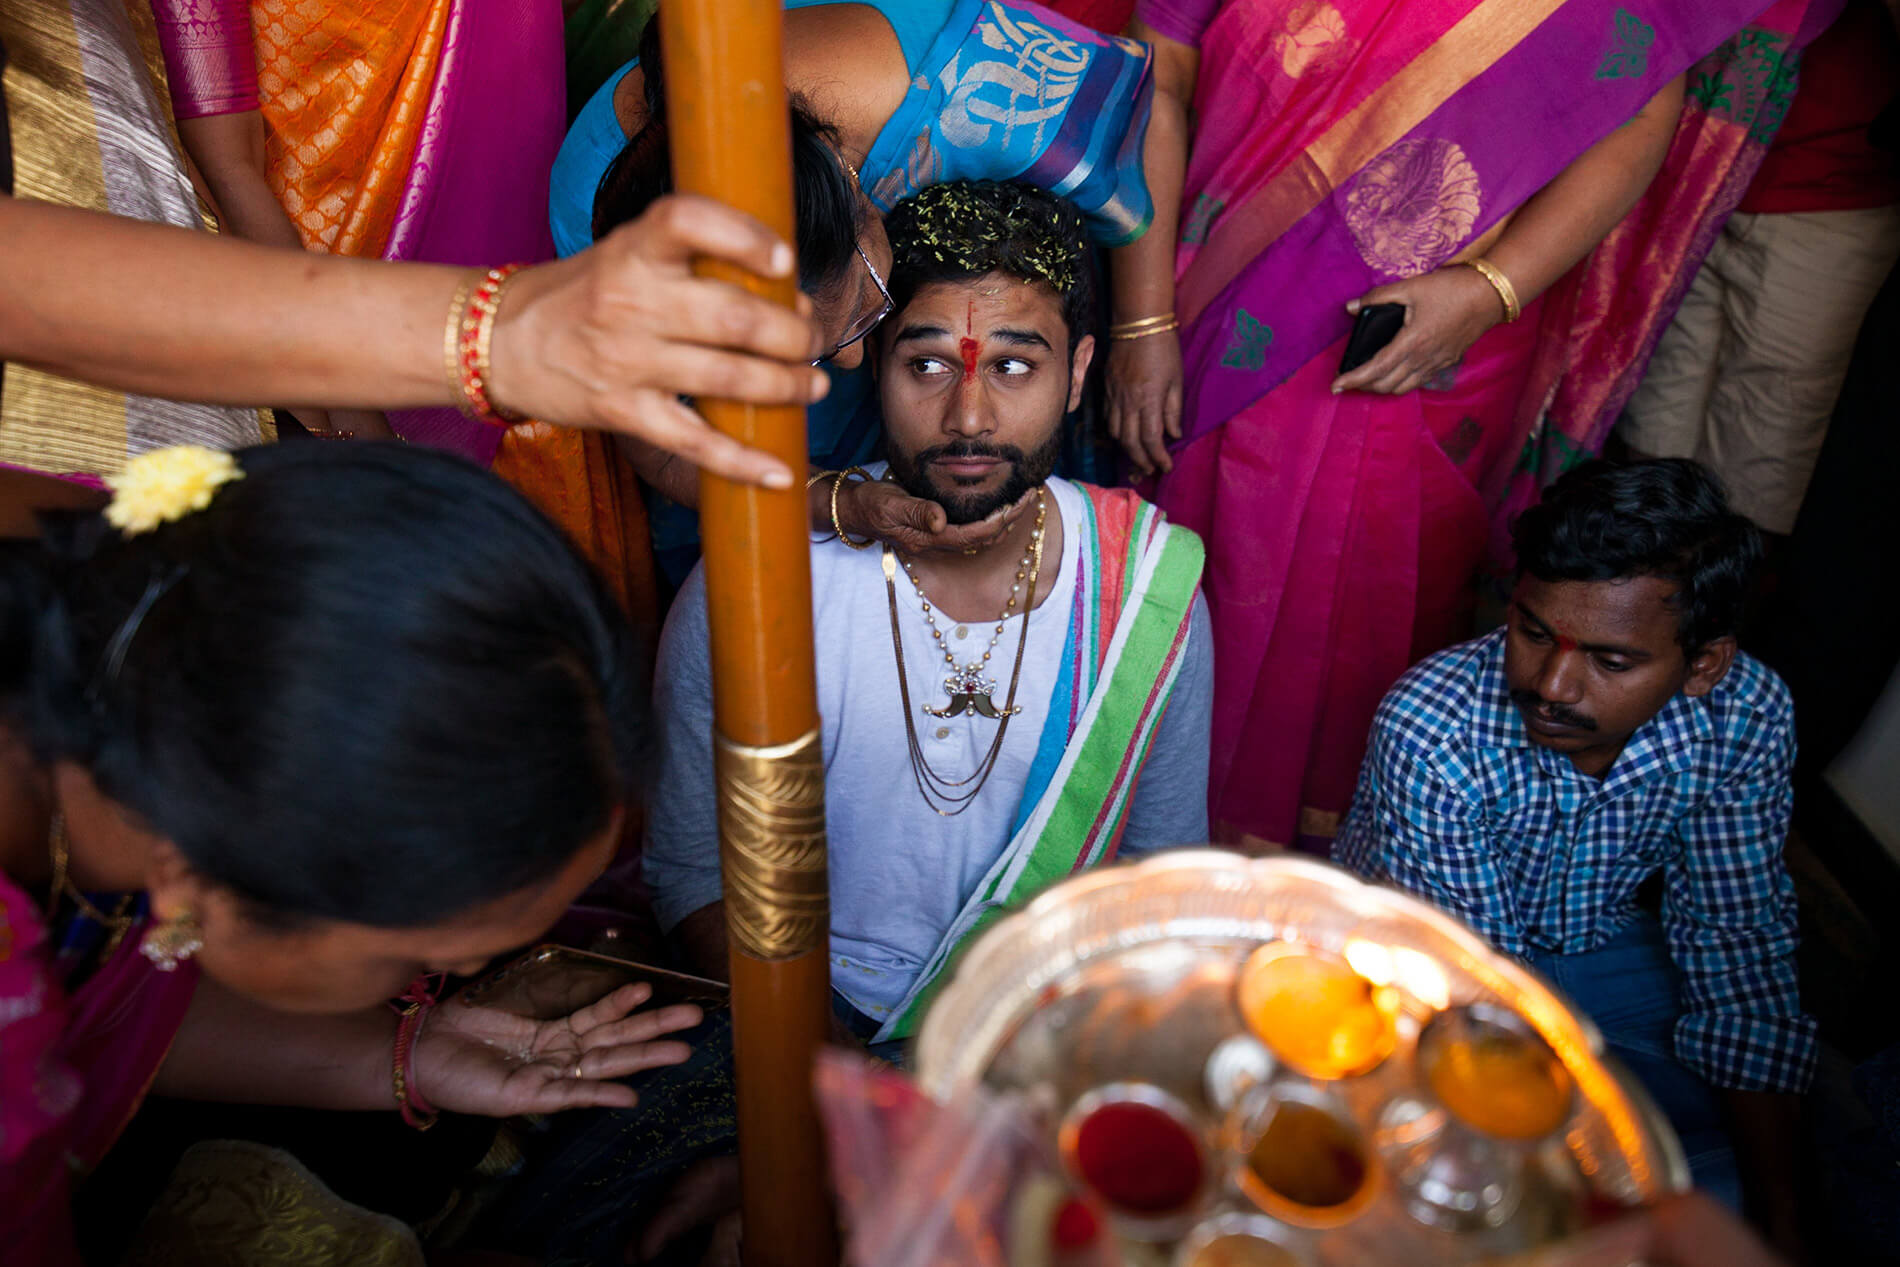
left=1141, top=0, right=1836, bottom=850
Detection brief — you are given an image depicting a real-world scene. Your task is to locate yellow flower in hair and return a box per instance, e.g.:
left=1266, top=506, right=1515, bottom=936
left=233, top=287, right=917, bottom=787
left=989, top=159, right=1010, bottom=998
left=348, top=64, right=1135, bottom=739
left=103, top=446, right=245, bottom=536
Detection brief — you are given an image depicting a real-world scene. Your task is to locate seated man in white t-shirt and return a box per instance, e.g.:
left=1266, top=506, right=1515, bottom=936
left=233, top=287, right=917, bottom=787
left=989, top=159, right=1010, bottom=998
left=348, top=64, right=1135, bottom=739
left=644, top=181, right=1212, bottom=1047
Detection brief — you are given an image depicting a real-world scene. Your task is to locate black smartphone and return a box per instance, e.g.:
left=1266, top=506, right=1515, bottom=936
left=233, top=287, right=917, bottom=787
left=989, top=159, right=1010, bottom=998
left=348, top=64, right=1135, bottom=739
left=1338, top=303, right=1406, bottom=374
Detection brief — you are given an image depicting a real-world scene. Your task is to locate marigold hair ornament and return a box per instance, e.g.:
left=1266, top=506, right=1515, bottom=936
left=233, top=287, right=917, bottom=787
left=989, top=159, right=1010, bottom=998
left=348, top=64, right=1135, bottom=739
left=102, top=446, right=244, bottom=537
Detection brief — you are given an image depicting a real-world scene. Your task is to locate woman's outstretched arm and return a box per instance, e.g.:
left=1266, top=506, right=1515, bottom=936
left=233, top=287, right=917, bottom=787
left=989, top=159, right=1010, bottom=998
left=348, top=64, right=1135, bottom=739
left=0, top=193, right=826, bottom=487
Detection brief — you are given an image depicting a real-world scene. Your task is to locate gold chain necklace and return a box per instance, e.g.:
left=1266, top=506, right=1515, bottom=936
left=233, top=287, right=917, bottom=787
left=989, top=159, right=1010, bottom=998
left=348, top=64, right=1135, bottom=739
left=882, top=486, right=1047, bottom=816
left=47, top=813, right=137, bottom=949
left=903, top=495, right=1045, bottom=719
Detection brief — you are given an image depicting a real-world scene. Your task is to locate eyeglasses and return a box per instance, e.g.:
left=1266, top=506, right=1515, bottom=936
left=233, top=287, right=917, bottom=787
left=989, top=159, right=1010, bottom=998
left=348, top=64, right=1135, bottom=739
left=813, top=243, right=894, bottom=366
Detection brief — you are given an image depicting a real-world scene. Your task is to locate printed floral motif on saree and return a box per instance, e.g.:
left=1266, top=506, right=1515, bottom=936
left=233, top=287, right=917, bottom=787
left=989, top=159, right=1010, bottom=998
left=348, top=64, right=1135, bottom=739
left=1181, top=191, right=1225, bottom=243
left=1272, top=0, right=1351, bottom=79
left=861, top=0, right=1156, bottom=245
left=1688, top=27, right=1802, bottom=144
left=1594, top=7, right=1656, bottom=81
left=1342, top=136, right=1483, bottom=278
left=1223, top=310, right=1273, bottom=370
left=938, top=7, right=1093, bottom=150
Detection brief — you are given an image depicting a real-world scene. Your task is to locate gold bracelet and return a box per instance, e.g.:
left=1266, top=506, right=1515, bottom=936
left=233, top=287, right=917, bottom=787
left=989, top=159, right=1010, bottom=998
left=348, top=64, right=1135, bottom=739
left=446, top=265, right=529, bottom=424
left=1110, top=320, right=1180, bottom=342
left=442, top=273, right=478, bottom=413
left=831, top=467, right=875, bottom=550
left=807, top=469, right=838, bottom=541
left=1465, top=257, right=1521, bottom=324
left=1108, top=311, right=1176, bottom=335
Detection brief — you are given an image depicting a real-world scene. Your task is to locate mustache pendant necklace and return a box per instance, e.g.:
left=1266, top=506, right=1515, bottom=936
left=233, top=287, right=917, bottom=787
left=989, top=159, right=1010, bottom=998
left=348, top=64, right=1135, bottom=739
left=882, top=486, right=1047, bottom=814
left=905, top=491, right=1046, bottom=719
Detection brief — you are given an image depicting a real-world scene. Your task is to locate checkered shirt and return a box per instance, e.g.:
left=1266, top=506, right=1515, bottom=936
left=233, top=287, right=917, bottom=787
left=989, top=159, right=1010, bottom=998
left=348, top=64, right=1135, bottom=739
left=1336, top=629, right=1817, bottom=1093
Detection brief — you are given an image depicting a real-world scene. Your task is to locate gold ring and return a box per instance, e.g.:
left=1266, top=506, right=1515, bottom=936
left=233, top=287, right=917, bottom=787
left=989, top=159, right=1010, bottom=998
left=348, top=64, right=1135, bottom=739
left=571, top=1060, right=584, bottom=1080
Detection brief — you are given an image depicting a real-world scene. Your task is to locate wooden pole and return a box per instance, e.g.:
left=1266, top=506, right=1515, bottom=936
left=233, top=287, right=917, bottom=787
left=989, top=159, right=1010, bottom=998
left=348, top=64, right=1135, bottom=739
left=660, top=5, right=838, bottom=1266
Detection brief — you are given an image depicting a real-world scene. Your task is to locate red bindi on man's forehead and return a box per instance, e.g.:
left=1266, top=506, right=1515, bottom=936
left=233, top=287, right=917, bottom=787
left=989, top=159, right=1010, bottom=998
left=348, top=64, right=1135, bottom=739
left=960, top=300, right=980, bottom=383
left=1536, top=576, right=1681, bottom=638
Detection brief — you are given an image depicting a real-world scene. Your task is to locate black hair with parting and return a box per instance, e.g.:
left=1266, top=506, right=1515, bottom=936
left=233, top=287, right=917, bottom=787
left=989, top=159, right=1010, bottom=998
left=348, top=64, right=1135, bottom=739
left=0, top=442, right=647, bottom=929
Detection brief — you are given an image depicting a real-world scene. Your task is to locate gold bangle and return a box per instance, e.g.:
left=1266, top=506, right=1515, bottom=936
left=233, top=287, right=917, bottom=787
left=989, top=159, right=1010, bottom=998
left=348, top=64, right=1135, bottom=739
left=1109, top=320, right=1180, bottom=342
left=808, top=469, right=838, bottom=542
left=831, top=467, right=875, bottom=550
left=1108, top=311, right=1176, bottom=335
left=442, top=273, right=478, bottom=412
left=1465, top=257, right=1521, bottom=324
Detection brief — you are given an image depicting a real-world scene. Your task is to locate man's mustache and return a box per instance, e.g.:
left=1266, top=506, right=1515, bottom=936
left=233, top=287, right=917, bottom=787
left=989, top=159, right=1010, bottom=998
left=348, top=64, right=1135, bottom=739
left=913, top=440, right=1025, bottom=466
left=1509, top=689, right=1597, bottom=732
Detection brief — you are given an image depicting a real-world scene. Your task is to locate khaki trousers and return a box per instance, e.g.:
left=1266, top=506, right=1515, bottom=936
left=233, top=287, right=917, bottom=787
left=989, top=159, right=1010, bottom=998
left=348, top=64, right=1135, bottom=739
left=1621, top=205, right=1900, bottom=533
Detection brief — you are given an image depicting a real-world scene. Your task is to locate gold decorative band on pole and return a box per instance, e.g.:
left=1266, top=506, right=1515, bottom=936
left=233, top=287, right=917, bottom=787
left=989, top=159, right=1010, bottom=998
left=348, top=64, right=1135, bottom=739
left=715, top=728, right=829, bottom=961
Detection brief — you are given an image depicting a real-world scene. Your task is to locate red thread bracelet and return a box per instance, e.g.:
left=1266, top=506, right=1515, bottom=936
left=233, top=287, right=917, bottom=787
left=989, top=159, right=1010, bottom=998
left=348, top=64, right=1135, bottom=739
left=391, top=972, right=443, bottom=1130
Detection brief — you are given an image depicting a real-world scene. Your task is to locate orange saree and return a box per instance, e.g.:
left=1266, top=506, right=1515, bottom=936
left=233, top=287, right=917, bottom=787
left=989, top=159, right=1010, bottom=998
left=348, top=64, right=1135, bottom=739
left=155, top=0, right=657, bottom=631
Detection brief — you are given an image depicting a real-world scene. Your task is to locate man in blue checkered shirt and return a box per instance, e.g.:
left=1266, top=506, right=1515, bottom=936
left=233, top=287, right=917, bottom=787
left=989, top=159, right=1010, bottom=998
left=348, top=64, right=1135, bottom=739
left=1337, top=458, right=1815, bottom=1249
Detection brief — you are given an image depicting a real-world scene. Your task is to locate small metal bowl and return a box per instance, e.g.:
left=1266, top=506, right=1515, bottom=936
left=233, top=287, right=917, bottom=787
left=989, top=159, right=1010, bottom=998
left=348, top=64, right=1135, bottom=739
left=1058, top=1082, right=1214, bottom=1242
left=1416, top=1003, right=1577, bottom=1142
left=1229, top=1081, right=1380, bottom=1229
left=1172, top=1212, right=1313, bottom=1267
left=1235, top=942, right=1401, bottom=1080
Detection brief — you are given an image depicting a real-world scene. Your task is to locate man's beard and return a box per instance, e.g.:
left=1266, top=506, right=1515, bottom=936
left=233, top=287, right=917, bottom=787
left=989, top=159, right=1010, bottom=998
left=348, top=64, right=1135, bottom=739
left=886, top=429, right=1063, bottom=525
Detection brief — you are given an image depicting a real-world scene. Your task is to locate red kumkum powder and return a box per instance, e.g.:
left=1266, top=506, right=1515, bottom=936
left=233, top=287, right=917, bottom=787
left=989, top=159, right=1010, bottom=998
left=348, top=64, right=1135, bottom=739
left=1072, top=1100, right=1203, bottom=1214
left=1052, top=1197, right=1100, bottom=1250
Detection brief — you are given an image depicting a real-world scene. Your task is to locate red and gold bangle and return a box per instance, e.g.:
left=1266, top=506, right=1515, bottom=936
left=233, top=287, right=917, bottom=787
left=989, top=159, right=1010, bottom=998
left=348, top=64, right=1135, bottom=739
left=442, top=272, right=477, bottom=415
left=391, top=973, right=442, bottom=1130
left=446, top=264, right=528, bottom=425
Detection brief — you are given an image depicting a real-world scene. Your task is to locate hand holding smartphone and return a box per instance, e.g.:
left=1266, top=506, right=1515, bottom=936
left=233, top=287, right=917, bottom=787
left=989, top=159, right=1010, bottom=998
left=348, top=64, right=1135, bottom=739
left=1338, top=302, right=1406, bottom=374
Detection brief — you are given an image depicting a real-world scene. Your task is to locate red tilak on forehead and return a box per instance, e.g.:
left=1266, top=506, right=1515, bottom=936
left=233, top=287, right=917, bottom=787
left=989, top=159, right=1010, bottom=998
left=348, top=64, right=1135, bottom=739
left=960, top=302, right=979, bottom=383
left=1552, top=631, right=1580, bottom=652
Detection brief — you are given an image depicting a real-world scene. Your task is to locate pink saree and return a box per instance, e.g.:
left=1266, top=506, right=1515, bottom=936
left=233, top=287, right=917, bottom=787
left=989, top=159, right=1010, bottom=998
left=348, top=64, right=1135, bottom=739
left=1, top=876, right=198, bottom=1265
left=1139, top=0, right=1838, bottom=851
left=152, top=0, right=565, bottom=465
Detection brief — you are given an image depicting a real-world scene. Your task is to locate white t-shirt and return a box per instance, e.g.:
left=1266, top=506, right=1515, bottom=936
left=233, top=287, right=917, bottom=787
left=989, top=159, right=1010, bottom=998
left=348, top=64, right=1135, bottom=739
left=643, top=476, right=1212, bottom=1019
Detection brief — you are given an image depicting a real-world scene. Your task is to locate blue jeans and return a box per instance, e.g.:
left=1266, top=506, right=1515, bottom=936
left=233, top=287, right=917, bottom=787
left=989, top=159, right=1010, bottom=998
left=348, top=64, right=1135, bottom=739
left=832, top=990, right=910, bottom=1067
left=1528, top=916, right=1744, bottom=1209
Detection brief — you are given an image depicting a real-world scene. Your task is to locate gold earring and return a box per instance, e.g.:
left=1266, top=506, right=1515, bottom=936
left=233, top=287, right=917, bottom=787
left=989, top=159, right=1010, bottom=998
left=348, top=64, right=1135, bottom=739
left=141, top=910, right=204, bottom=972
